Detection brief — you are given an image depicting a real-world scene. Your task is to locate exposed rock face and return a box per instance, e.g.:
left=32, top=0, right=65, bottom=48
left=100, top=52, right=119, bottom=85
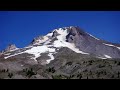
left=5, top=44, right=18, bottom=52
left=52, top=30, right=60, bottom=37
left=66, top=26, right=86, bottom=43
left=65, top=26, right=120, bottom=58
left=31, top=36, right=44, bottom=45
left=31, top=35, right=50, bottom=45
left=0, top=52, right=2, bottom=56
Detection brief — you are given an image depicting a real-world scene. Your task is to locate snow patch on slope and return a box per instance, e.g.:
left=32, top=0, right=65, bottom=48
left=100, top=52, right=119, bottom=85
left=104, top=54, right=112, bottom=58
left=46, top=53, right=55, bottom=64
left=87, top=33, right=100, bottom=40
left=53, top=28, right=89, bottom=54
left=117, top=47, right=120, bottom=50
left=9, top=48, right=19, bottom=52
left=24, top=45, right=56, bottom=61
left=4, top=45, right=56, bottom=60
left=97, top=55, right=112, bottom=59
left=46, top=32, right=53, bottom=37
left=97, top=56, right=107, bottom=59
left=103, top=43, right=116, bottom=47
left=24, top=45, right=33, bottom=49
left=4, top=53, right=11, bottom=56
left=4, top=52, right=24, bottom=59
left=103, top=43, right=120, bottom=50
left=33, top=36, right=49, bottom=45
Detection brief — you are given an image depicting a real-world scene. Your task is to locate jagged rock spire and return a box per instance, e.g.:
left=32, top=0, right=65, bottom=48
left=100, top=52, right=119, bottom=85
left=5, top=44, right=18, bottom=52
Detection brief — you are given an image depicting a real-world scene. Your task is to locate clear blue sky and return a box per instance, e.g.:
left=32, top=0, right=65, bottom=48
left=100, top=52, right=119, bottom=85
left=0, top=11, right=120, bottom=51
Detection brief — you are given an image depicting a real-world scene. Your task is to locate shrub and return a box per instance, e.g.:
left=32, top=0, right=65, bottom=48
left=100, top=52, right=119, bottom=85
left=26, top=68, right=37, bottom=78
left=0, top=69, right=9, bottom=73
left=77, top=73, right=82, bottom=79
left=98, top=64, right=105, bottom=68
left=8, top=73, right=13, bottom=78
left=117, top=62, right=120, bottom=65
left=46, top=67, right=55, bottom=73
left=2, top=69, right=5, bottom=72
left=52, top=75, right=61, bottom=79
left=114, top=61, right=117, bottom=64
left=52, top=75, right=68, bottom=79
left=89, top=70, right=92, bottom=75
left=118, top=72, right=120, bottom=78
left=111, top=75, right=114, bottom=78
left=66, top=62, right=72, bottom=66
left=83, top=69, right=88, bottom=72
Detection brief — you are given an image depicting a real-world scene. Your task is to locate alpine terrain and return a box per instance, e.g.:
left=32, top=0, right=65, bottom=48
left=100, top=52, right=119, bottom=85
left=0, top=26, right=120, bottom=79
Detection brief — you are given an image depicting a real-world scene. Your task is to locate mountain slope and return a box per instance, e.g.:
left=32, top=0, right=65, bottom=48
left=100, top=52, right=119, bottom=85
left=2, top=26, right=120, bottom=61
left=0, top=26, right=120, bottom=79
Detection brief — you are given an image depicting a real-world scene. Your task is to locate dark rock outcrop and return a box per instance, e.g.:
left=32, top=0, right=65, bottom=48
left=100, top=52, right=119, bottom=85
left=52, top=30, right=60, bottom=37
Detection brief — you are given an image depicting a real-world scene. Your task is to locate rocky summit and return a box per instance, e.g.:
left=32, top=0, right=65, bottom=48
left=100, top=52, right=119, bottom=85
left=0, top=26, right=120, bottom=79
left=4, top=44, right=18, bottom=52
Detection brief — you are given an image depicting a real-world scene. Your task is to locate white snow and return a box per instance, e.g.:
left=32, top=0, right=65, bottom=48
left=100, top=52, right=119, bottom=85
left=46, top=53, right=55, bottom=64
left=67, top=43, right=89, bottom=54
left=103, top=43, right=120, bottom=50
left=97, top=54, right=112, bottom=59
left=46, top=32, right=53, bottom=37
left=9, top=48, right=19, bottom=52
left=4, top=53, right=11, bottom=56
left=56, top=28, right=68, bottom=41
left=103, top=43, right=115, bottom=47
left=97, top=57, right=107, bottom=59
left=4, top=52, right=24, bottom=59
left=21, top=65, right=23, bottom=67
left=4, top=45, right=56, bottom=61
left=104, top=54, right=112, bottom=58
left=33, top=36, right=49, bottom=45
left=87, top=33, right=100, bottom=40
left=42, top=36, right=49, bottom=42
left=53, top=29, right=89, bottom=54
left=117, top=47, right=120, bottom=50
left=44, top=39, right=51, bottom=45
left=24, top=45, right=56, bottom=61
left=24, top=45, right=33, bottom=49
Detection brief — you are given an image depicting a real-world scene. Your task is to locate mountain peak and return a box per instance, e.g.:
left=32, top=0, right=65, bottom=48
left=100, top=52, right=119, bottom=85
left=5, top=44, right=18, bottom=52
left=2, top=26, right=120, bottom=63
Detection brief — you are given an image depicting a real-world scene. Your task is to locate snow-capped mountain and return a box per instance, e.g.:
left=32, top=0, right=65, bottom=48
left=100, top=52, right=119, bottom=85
left=1, top=26, right=120, bottom=64
left=0, top=26, right=120, bottom=79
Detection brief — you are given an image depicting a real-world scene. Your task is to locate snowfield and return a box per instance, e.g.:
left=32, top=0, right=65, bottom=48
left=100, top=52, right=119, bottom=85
left=24, top=45, right=56, bottom=61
